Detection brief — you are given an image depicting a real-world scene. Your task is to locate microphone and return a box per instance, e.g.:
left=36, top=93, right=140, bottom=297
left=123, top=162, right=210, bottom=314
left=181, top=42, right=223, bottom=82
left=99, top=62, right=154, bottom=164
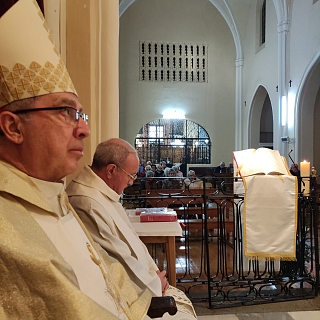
left=288, top=150, right=295, bottom=164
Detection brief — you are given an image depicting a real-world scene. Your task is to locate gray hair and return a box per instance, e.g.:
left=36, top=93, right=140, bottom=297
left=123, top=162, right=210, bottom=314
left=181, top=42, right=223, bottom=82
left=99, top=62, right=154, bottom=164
left=92, top=139, right=137, bottom=170
left=146, top=170, right=154, bottom=178
left=187, top=170, right=195, bottom=178
left=0, top=97, right=40, bottom=137
left=163, top=167, right=171, bottom=177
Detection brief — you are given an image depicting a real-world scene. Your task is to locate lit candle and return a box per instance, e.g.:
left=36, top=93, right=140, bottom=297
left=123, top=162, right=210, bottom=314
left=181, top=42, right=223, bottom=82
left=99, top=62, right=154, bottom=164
left=300, top=160, right=310, bottom=194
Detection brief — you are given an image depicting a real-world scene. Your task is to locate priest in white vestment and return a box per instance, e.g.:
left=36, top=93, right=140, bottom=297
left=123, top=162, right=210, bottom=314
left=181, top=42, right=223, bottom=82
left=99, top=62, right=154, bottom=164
left=183, top=170, right=203, bottom=189
left=0, top=161, right=151, bottom=320
left=0, top=1, right=176, bottom=319
left=67, top=138, right=198, bottom=319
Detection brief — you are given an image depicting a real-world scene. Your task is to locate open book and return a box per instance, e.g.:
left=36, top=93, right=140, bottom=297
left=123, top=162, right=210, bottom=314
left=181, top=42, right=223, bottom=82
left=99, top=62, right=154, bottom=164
left=233, top=148, right=290, bottom=177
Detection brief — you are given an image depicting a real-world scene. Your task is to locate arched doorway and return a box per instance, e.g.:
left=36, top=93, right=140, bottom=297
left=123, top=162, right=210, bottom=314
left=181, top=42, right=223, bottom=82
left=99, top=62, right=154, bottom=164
left=249, top=86, right=273, bottom=149
left=259, top=95, right=273, bottom=149
left=297, top=54, right=320, bottom=171
left=134, top=118, right=211, bottom=175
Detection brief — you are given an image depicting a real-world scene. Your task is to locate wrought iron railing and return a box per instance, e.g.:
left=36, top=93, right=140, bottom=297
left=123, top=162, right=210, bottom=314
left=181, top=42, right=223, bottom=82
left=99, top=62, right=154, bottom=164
left=121, top=176, right=319, bottom=308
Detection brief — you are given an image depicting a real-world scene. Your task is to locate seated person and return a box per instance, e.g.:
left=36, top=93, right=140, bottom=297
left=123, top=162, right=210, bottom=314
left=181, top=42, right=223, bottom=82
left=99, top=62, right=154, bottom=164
left=213, top=161, right=227, bottom=188
left=214, top=161, right=226, bottom=173
left=172, top=165, right=183, bottom=178
left=138, top=159, right=146, bottom=177
left=0, top=2, right=152, bottom=318
left=183, top=170, right=203, bottom=189
left=226, top=162, right=234, bottom=173
left=154, top=164, right=165, bottom=188
left=67, top=138, right=197, bottom=319
left=162, top=168, right=181, bottom=189
left=163, top=167, right=171, bottom=177
left=154, top=164, right=165, bottom=177
left=139, top=170, right=157, bottom=192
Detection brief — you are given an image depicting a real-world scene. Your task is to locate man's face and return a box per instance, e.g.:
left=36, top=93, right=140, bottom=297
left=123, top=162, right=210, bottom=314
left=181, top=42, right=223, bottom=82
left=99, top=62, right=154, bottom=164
left=189, top=172, right=196, bottom=181
left=113, top=153, right=139, bottom=195
left=19, top=92, right=90, bottom=181
left=169, top=171, right=175, bottom=177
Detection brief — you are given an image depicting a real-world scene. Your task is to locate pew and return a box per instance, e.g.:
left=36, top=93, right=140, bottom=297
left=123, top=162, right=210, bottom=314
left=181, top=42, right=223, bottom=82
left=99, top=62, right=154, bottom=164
left=140, top=188, right=234, bottom=240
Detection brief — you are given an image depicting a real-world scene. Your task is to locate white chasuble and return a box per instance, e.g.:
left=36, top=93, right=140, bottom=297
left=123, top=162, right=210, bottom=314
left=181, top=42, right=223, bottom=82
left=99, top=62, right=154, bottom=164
left=29, top=178, right=126, bottom=319
left=67, top=165, right=197, bottom=319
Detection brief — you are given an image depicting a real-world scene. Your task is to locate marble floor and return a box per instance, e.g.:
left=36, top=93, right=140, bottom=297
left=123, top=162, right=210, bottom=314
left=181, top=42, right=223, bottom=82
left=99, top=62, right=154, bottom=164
left=143, top=220, right=320, bottom=320
left=198, top=310, right=320, bottom=319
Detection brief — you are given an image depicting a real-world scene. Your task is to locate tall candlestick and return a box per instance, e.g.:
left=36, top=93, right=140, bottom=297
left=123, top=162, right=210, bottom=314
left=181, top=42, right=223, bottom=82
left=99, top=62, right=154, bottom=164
left=300, top=160, right=310, bottom=195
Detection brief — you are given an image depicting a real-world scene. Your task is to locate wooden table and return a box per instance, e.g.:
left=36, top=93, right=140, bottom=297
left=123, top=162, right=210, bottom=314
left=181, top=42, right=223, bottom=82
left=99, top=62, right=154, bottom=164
left=128, top=212, right=182, bottom=287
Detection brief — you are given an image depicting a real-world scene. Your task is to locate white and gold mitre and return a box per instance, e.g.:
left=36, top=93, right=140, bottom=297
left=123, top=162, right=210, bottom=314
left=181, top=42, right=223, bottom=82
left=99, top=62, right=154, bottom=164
left=0, top=0, right=77, bottom=108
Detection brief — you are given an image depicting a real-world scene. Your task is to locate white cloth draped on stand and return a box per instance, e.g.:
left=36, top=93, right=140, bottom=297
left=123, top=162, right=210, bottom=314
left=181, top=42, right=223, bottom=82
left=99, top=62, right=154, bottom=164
left=243, top=175, right=298, bottom=260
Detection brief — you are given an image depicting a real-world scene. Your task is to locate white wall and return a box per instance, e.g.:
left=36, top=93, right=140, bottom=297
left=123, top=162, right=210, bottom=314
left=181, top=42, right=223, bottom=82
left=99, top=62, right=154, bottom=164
left=289, top=0, right=320, bottom=166
left=48, top=0, right=320, bottom=170
left=240, top=0, right=320, bottom=167
left=241, top=1, right=278, bottom=150
left=119, top=0, right=236, bottom=166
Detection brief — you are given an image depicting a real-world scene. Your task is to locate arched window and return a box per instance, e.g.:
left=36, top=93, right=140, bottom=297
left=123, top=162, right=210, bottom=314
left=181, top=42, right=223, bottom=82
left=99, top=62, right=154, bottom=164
left=261, top=0, right=266, bottom=45
left=134, top=119, right=211, bottom=171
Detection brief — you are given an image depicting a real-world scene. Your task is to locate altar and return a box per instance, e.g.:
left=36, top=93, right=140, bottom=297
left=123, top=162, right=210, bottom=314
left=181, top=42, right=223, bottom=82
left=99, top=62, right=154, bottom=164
left=127, top=210, right=182, bottom=286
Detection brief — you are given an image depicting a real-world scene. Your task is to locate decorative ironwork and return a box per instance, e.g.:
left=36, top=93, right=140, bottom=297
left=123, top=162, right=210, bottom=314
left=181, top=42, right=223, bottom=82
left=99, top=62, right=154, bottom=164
left=122, top=176, right=319, bottom=308
left=134, top=119, right=211, bottom=172
left=139, top=41, right=208, bottom=83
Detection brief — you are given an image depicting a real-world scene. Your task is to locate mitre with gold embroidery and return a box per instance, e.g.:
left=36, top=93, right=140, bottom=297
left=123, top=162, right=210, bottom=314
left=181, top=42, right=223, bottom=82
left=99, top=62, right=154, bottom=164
left=0, top=0, right=77, bottom=108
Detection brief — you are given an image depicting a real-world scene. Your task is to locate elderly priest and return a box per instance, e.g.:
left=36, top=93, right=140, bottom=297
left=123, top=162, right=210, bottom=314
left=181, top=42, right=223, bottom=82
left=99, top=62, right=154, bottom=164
left=0, top=1, right=193, bottom=319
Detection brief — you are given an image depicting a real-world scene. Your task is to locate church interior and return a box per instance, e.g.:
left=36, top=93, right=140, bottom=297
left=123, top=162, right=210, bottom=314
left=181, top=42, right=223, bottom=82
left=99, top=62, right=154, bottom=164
left=3, top=0, right=320, bottom=319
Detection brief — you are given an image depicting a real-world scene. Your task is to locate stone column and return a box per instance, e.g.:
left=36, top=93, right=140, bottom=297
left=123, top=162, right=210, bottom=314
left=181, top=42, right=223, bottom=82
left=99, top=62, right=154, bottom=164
left=99, top=0, right=119, bottom=140
left=64, top=0, right=119, bottom=181
left=235, top=58, right=244, bottom=151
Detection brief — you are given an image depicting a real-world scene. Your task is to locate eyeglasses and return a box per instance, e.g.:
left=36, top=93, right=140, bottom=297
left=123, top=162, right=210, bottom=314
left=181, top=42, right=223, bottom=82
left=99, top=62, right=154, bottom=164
left=118, top=166, right=138, bottom=181
left=12, top=106, right=89, bottom=125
